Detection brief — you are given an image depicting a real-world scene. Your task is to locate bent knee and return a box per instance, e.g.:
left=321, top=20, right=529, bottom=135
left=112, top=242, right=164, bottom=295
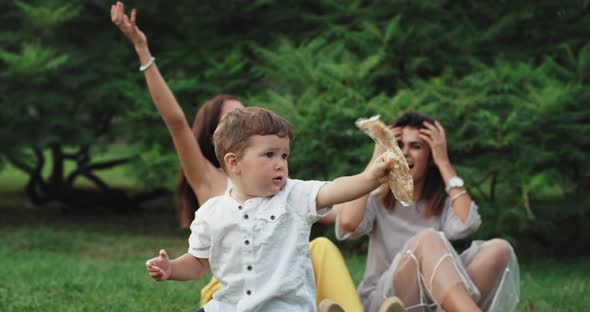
left=483, top=239, right=513, bottom=264
left=415, top=229, right=444, bottom=245
left=405, top=229, right=445, bottom=254
left=418, top=228, right=442, bottom=238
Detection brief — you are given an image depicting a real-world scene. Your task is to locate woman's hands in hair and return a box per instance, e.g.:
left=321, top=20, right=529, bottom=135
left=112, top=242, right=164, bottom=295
left=111, top=1, right=147, bottom=49
left=418, top=120, right=450, bottom=167
left=388, top=125, right=403, bottom=142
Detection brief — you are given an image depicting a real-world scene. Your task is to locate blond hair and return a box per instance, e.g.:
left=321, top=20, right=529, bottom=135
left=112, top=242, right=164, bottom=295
left=213, top=107, right=294, bottom=171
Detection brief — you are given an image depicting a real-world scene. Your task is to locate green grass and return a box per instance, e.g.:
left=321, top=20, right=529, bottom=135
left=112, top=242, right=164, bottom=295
left=1, top=153, right=588, bottom=311
left=1, top=205, right=588, bottom=311
left=0, top=205, right=211, bottom=311
left=0, top=139, right=585, bottom=307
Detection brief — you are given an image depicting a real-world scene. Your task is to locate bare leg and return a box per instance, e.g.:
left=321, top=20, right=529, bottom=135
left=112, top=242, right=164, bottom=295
left=393, top=250, right=421, bottom=308
left=466, top=239, right=513, bottom=302
left=441, top=283, right=481, bottom=312
left=393, top=229, right=480, bottom=312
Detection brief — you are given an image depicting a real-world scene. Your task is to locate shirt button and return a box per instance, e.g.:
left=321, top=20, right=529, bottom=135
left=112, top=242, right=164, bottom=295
left=270, top=215, right=275, bottom=220
left=247, top=265, right=253, bottom=271
left=246, top=290, right=252, bottom=295
left=238, top=205, right=243, bottom=210
left=244, top=240, right=250, bottom=245
left=244, top=214, right=249, bottom=220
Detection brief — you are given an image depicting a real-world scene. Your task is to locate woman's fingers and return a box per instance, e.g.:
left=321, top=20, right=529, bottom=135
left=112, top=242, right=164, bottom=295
left=118, top=1, right=125, bottom=17
left=130, top=8, right=137, bottom=27
left=111, top=4, right=118, bottom=24
left=110, top=5, right=116, bottom=22
left=419, top=133, right=433, bottom=145
left=116, top=2, right=124, bottom=24
left=122, top=13, right=131, bottom=30
left=112, top=2, right=131, bottom=31
left=390, top=126, right=403, bottom=140
left=419, top=128, right=437, bottom=140
left=434, top=120, right=445, bottom=134
left=420, top=125, right=445, bottom=141
left=113, top=4, right=124, bottom=27
left=422, top=120, right=437, bottom=130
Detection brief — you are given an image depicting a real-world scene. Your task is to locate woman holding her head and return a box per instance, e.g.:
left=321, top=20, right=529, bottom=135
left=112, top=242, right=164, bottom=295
left=335, top=111, right=519, bottom=312
left=110, top=2, right=361, bottom=311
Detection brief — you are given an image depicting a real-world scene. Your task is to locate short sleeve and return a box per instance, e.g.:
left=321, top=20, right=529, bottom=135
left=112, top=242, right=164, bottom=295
left=441, top=198, right=481, bottom=240
left=335, top=194, right=379, bottom=241
left=187, top=208, right=212, bottom=259
left=289, top=179, right=329, bottom=224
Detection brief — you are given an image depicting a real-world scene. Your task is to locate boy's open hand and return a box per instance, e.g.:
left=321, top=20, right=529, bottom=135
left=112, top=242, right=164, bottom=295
left=111, top=1, right=147, bottom=48
left=146, top=249, right=172, bottom=281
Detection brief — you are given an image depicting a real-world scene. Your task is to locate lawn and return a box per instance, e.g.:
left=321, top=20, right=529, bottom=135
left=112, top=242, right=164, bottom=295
left=1, top=162, right=589, bottom=311
left=1, top=201, right=588, bottom=311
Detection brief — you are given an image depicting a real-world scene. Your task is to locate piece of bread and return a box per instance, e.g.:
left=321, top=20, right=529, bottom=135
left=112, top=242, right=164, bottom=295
left=356, top=115, right=414, bottom=206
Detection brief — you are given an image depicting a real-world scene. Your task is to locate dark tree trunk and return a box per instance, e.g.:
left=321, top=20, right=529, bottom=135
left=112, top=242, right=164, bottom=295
left=10, top=146, right=170, bottom=212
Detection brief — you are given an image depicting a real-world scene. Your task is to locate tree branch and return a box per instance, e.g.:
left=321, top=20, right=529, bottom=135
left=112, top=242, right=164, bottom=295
left=65, top=157, right=131, bottom=186
left=81, top=172, right=110, bottom=190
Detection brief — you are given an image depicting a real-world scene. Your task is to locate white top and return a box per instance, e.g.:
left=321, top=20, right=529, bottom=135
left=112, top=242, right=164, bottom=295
left=189, top=179, right=329, bottom=312
left=336, top=194, right=481, bottom=307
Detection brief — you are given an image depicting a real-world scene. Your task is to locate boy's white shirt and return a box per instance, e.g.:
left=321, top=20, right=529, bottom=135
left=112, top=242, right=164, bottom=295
left=189, top=178, right=330, bottom=312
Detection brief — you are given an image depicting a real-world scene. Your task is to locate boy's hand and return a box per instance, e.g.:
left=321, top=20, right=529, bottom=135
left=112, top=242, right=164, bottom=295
left=146, top=249, right=172, bottom=281
left=111, top=1, right=147, bottom=49
left=366, top=153, right=392, bottom=185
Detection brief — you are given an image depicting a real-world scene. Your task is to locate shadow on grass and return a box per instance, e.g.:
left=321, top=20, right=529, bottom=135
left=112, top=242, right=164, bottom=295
left=0, top=190, right=186, bottom=238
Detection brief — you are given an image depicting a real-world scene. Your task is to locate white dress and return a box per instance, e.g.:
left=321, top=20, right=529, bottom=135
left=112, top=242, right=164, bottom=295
left=336, top=195, right=519, bottom=312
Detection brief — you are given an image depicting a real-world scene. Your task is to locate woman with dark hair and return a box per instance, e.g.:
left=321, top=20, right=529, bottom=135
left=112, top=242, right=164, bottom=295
left=335, top=111, right=520, bottom=312
left=111, top=2, right=362, bottom=310
left=175, top=95, right=243, bottom=228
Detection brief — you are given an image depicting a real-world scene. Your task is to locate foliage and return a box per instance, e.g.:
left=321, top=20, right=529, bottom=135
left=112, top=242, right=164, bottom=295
left=242, top=0, right=590, bottom=245
left=0, top=1, right=162, bottom=208
left=0, top=0, right=589, bottom=246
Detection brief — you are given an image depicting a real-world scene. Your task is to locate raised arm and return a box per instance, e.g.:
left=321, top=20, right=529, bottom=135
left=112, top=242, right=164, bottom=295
left=419, top=120, right=472, bottom=223
left=111, top=2, right=225, bottom=198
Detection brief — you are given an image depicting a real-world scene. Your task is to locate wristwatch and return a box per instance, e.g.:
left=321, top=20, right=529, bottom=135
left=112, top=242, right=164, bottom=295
left=445, top=176, right=464, bottom=193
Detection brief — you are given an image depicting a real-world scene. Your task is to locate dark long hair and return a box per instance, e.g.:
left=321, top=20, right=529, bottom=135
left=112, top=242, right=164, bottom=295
left=381, top=111, right=446, bottom=217
left=175, top=94, right=239, bottom=223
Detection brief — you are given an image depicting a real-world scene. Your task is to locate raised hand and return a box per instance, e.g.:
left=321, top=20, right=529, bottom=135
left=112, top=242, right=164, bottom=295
left=111, top=1, right=147, bottom=49
left=146, top=249, right=172, bottom=281
left=419, top=120, right=450, bottom=166
left=389, top=126, right=403, bottom=142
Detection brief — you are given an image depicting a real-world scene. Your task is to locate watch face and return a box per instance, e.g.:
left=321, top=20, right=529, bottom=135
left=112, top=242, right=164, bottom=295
left=446, top=176, right=464, bottom=193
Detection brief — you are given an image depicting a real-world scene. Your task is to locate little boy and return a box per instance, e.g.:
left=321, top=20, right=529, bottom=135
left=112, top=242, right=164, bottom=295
left=146, top=107, right=392, bottom=311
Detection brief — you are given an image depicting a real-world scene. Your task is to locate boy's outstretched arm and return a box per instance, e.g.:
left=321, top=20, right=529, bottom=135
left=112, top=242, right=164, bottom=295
left=316, top=153, right=391, bottom=209
left=146, top=250, right=209, bottom=281
left=111, top=2, right=225, bottom=196
left=334, top=143, right=385, bottom=231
